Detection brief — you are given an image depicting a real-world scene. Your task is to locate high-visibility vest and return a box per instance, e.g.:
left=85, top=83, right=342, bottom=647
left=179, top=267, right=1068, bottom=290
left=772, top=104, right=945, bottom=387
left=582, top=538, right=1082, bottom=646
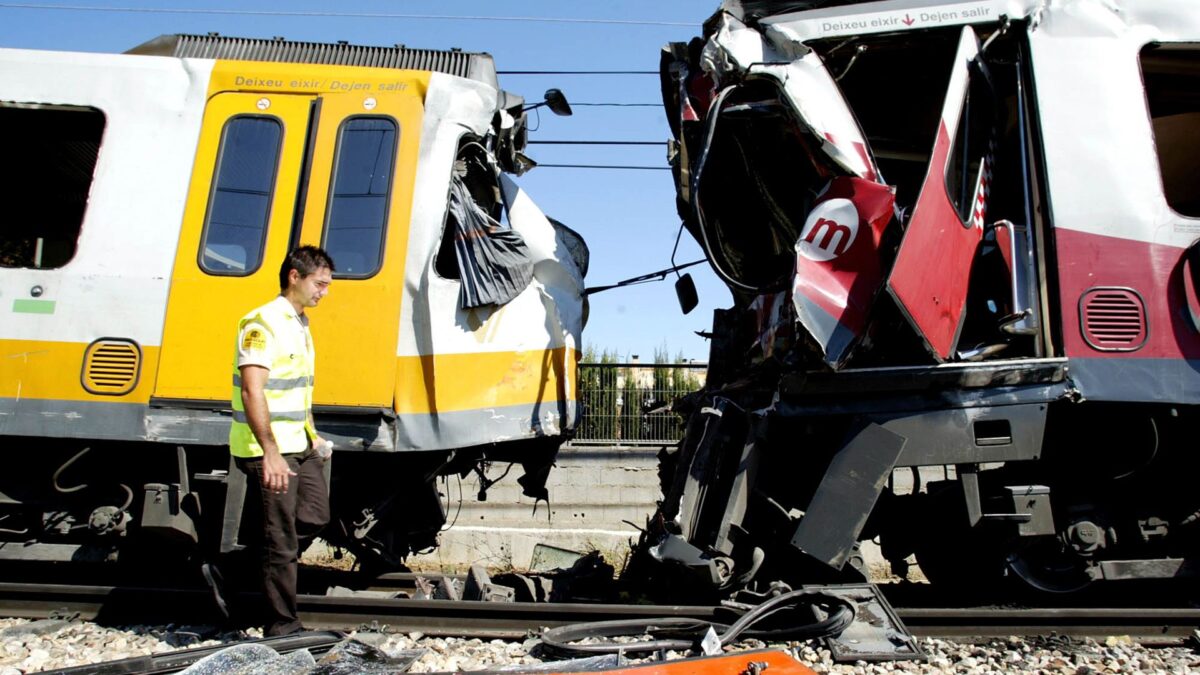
left=229, top=296, right=317, bottom=458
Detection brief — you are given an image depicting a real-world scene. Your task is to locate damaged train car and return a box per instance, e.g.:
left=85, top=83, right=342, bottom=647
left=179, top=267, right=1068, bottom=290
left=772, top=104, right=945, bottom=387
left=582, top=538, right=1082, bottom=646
left=636, top=0, right=1200, bottom=594
left=0, top=35, right=586, bottom=570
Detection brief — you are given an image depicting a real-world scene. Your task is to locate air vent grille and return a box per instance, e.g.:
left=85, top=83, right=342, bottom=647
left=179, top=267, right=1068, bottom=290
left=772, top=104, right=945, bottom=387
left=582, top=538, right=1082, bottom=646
left=82, top=340, right=141, bottom=395
left=1080, top=288, right=1147, bottom=351
left=126, top=34, right=497, bottom=87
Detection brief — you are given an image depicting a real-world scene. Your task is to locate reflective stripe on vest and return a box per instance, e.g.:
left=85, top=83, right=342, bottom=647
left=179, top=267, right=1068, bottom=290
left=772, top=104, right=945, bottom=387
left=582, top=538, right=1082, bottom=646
left=229, top=298, right=316, bottom=458
left=232, top=374, right=314, bottom=390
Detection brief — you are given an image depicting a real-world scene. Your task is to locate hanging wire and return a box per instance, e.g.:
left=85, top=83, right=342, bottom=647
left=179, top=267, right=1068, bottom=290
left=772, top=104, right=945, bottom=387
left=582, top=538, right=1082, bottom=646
left=537, top=164, right=670, bottom=171
left=529, top=140, right=663, bottom=146
left=0, top=4, right=695, bottom=26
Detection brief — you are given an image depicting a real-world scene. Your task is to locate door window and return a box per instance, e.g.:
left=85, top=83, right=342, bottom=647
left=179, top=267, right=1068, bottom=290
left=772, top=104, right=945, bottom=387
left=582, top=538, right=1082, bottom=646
left=198, top=115, right=283, bottom=275
left=322, top=116, right=398, bottom=278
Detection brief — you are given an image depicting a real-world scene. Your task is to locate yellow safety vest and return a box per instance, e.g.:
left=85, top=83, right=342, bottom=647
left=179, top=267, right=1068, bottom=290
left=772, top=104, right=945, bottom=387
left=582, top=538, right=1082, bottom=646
left=229, top=296, right=317, bottom=458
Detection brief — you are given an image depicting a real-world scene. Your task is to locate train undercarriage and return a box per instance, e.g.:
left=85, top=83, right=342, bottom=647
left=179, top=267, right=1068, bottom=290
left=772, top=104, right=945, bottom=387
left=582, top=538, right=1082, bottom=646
left=626, top=357, right=1200, bottom=599
left=0, top=433, right=558, bottom=575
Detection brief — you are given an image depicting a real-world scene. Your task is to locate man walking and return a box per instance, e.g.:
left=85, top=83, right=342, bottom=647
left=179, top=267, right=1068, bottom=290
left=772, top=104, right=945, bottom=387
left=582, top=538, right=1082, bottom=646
left=230, top=245, right=334, bottom=636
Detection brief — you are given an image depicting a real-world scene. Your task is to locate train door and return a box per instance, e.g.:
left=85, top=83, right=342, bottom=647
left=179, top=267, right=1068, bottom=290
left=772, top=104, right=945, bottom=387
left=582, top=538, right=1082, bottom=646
left=292, top=92, right=422, bottom=408
left=887, top=26, right=988, bottom=361
left=154, top=92, right=314, bottom=402
left=155, top=87, right=422, bottom=409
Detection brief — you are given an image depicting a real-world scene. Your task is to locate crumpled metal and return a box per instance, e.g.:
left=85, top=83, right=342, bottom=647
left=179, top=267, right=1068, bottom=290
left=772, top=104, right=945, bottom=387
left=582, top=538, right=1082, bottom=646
left=447, top=171, right=534, bottom=309
left=175, top=638, right=422, bottom=675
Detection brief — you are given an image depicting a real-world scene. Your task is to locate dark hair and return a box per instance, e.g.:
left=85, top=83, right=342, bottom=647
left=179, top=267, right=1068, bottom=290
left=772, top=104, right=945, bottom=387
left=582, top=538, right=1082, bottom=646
left=280, top=245, right=335, bottom=290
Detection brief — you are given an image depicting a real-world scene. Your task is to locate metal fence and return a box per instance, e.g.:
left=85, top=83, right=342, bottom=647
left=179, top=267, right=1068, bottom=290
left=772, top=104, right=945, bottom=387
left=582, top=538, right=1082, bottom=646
left=573, top=362, right=707, bottom=445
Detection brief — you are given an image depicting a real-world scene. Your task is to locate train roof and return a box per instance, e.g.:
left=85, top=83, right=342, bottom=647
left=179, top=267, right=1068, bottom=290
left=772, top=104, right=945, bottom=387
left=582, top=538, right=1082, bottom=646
left=126, top=34, right=499, bottom=88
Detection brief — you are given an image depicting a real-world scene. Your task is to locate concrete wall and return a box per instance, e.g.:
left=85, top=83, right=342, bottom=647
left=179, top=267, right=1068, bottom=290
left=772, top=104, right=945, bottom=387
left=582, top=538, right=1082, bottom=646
left=408, top=445, right=665, bottom=572
left=405, top=445, right=947, bottom=579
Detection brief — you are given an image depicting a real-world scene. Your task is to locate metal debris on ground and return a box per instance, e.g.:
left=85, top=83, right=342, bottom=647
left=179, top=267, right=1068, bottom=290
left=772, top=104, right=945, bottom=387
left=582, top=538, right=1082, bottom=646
left=529, top=544, right=587, bottom=573
left=173, top=638, right=423, bottom=674
left=797, top=584, right=922, bottom=662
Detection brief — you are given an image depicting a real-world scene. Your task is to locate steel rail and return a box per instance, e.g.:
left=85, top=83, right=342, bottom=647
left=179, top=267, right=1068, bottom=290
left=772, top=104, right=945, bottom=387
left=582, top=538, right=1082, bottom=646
left=0, top=581, right=1198, bottom=642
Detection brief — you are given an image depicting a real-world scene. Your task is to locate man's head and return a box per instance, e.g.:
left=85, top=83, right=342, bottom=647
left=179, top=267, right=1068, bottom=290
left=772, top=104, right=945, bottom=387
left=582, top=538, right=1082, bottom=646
left=280, top=246, right=335, bottom=308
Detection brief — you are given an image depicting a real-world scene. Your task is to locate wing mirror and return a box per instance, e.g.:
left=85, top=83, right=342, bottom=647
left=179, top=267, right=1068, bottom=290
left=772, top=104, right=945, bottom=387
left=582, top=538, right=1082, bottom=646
left=675, top=273, right=698, bottom=315
left=524, top=88, right=573, bottom=117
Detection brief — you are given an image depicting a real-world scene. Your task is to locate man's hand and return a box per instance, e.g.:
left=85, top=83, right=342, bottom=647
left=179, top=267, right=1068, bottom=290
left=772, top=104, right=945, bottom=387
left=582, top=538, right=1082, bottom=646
left=262, top=449, right=297, bottom=493
left=315, top=435, right=333, bottom=460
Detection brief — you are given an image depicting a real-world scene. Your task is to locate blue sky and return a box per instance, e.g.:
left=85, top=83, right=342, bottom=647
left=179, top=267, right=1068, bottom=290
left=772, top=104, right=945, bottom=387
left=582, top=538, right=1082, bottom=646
left=0, top=1, right=731, bottom=362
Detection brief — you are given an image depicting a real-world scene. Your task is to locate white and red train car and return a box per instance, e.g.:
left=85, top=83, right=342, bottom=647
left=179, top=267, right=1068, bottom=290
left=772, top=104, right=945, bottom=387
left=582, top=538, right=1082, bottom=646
left=640, top=0, right=1200, bottom=594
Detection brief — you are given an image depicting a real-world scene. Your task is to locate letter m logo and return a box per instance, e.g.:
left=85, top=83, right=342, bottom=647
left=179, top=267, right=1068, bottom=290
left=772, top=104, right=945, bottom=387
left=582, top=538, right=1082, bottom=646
left=796, top=198, right=861, bottom=262
left=805, top=218, right=853, bottom=255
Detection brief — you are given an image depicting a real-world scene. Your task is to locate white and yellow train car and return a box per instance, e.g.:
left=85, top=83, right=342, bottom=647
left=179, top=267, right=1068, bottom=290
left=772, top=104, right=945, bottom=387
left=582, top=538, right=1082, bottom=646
left=0, top=35, right=586, bottom=566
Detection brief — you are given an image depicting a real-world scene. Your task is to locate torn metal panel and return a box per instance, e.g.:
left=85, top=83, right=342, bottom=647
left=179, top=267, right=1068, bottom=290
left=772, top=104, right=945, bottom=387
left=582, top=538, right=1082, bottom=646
left=886, top=26, right=986, bottom=361
left=791, top=177, right=895, bottom=368
left=446, top=169, right=534, bottom=309
left=789, top=422, right=906, bottom=568
left=393, top=72, right=585, bottom=452
left=748, top=291, right=791, bottom=361
left=806, top=583, right=923, bottom=662
left=702, top=11, right=881, bottom=181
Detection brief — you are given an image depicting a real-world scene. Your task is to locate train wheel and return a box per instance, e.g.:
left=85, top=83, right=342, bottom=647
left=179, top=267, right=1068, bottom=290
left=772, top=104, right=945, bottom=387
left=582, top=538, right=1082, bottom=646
left=1006, top=538, right=1093, bottom=593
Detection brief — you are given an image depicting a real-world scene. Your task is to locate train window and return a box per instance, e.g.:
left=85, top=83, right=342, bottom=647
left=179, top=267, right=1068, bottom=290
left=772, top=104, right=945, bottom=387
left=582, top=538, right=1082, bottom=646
left=1140, top=44, right=1200, bottom=217
left=322, top=116, right=397, bottom=279
left=198, top=116, right=282, bottom=275
left=945, top=61, right=998, bottom=226
left=0, top=104, right=105, bottom=269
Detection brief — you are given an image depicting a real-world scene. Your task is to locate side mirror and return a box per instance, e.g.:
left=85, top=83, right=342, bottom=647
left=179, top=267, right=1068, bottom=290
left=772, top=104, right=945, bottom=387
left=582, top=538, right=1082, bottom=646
left=675, top=274, right=699, bottom=315
left=544, top=88, right=573, bottom=117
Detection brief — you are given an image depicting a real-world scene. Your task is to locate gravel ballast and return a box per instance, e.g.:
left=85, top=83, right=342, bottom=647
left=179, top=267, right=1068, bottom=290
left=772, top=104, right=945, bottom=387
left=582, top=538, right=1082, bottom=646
left=1, top=617, right=1198, bottom=674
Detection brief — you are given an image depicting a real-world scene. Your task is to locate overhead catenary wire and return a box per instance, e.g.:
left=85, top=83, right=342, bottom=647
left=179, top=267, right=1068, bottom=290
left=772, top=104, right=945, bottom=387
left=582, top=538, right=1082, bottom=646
left=0, top=4, right=695, bottom=26
left=528, top=140, right=664, bottom=146
left=500, top=71, right=658, bottom=75
left=536, top=164, right=670, bottom=171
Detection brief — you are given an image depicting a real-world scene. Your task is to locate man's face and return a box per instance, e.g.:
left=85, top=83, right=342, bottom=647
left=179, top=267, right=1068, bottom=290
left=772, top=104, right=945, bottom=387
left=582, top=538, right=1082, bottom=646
left=290, top=266, right=332, bottom=308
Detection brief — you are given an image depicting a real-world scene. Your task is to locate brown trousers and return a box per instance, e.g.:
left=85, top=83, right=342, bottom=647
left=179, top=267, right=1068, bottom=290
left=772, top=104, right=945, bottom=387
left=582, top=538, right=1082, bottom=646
left=237, top=447, right=329, bottom=636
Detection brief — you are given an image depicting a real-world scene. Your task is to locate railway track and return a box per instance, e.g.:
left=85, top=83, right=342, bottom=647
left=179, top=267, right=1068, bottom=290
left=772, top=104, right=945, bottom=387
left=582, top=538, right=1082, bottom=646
left=1, top=580, right=1198, bottom=643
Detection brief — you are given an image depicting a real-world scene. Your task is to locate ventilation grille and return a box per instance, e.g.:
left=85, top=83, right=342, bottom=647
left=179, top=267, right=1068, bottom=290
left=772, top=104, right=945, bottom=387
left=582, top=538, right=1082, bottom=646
left=126, top=34, right=497, bottom=87
left=82, top=340, right=141, bottom=395
left=1080, top=288, right=1147, bottom=351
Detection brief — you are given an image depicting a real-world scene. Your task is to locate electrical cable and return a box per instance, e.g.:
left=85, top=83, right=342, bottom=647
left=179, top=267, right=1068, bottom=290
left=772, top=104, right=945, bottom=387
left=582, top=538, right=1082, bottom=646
left=536, top=164, right=669, bottom=171
left=52, top=447, right=90, bottom=493
left=528, top=140, right=663, bottom=146
left=500, top=71, right=658, bottom=75
left=0, top=4, right=694, bottom=26
left=538, top=589, right=855, bottom=658
left=439, top=473, right=464, bottom=532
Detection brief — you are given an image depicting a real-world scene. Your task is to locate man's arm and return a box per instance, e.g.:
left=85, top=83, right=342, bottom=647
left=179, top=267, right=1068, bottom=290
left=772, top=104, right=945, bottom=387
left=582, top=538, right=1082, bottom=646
left=240, top=364, right=296, bottom=493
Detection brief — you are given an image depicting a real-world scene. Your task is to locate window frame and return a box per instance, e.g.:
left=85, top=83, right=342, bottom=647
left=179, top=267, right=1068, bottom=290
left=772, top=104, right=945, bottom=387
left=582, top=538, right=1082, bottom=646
left=196, top=113, right=285, bottom=277
left=943, top=58, right=999, bottom=229
left=1138, top=41, right=1200, bottom=221
left=320, top=114, right=400, bottom=280
left=0, top=102, right=107, bottom=271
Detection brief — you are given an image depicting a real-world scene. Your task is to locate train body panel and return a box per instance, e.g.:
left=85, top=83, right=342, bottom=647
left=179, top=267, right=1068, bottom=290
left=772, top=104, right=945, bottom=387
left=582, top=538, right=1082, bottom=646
left=0, top=36, right=586, bottom=565
left=1, top=47, right=211, bottom=440
left=637, top=0, right=1200, bottom=597
left=1026, top=3, right=1200, bottom=401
